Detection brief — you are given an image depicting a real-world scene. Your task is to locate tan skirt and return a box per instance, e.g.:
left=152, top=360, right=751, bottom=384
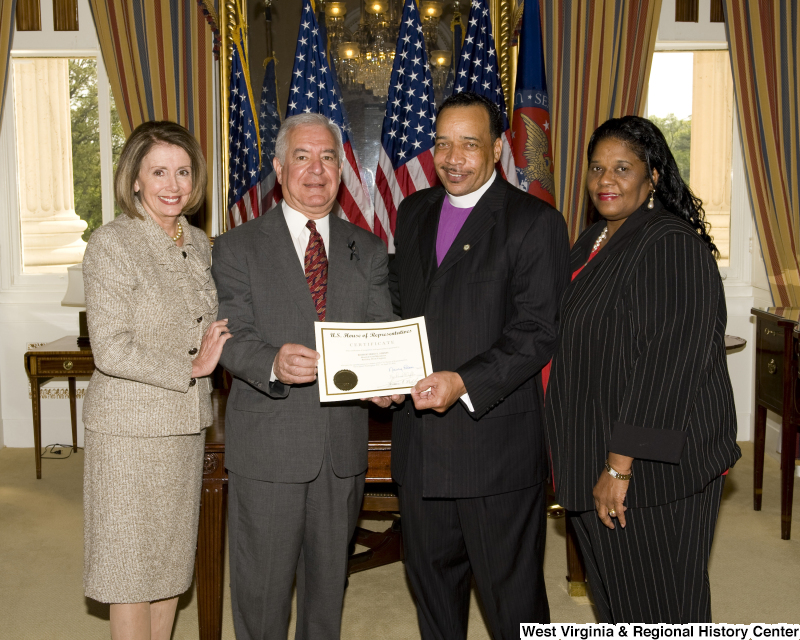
left=83, top=428, right=205, bottom=603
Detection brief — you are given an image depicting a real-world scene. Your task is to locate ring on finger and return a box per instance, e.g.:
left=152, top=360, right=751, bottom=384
left=608, top=509, right=616, bottom=517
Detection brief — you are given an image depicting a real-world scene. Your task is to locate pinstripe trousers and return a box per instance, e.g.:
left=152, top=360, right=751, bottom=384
left=569, top=475, right=726, bottom=623
left=398, top=431, right=550, bottom=640
left=227, top=449, right=365, bottom=640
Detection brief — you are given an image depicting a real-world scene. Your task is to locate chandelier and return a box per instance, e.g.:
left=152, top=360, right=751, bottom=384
left=324, top=0, right=453, bottom=100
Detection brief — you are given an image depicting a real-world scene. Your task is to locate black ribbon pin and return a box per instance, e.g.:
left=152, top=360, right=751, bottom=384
left=348, top=240, right=360, bottom=261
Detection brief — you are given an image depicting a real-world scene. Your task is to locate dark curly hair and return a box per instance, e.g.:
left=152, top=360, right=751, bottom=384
left=438, top=91, right=503, bottom=142
left=587, top=115, right=719, bottom=258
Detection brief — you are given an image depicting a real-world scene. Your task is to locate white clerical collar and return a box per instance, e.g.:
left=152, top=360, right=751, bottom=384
left=445, top=171, right=497, bottom=208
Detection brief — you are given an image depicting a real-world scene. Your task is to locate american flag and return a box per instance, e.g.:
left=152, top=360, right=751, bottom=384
left=259, top=56, right=282, bottom=212
left=287, top=0, right=382, bottom=238
left=374, top=0, right=438, bottom=251
left=227, top=27, right=262, bottom=228
left=453, top=0, right=519, bottom=187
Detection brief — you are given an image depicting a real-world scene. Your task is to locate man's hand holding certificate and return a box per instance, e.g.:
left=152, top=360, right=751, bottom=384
left=314, top=317, right=433, bottom=402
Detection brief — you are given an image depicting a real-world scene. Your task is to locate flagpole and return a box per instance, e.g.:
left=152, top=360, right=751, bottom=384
left=451, top=0, right=464, bottom=55
left=219, top=1, right=230, bottom=233
left=262, top=0, right=280, bottom=122
left=497, top=0, right=515, bottom=112
left=263, top=0, right=274, bottom=61
left=507, top=0, right=523, bottom=114
left=220, top=0, right=249, bottom=233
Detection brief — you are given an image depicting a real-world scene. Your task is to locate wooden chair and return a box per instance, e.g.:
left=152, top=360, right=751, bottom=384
left=348, top=408, right=404, bottom=574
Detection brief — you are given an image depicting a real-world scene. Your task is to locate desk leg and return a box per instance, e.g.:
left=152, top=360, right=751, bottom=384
left=566, top=515, right=586, bottom=596
left=68, top=377, right=78, bottom=452
left=754, top=404, right=767, bottom=511
left=196, top=453, right=227, bottom=640
left=31, top=378, right=42, bottom=479
left=780, top=420, right=796, bottom=540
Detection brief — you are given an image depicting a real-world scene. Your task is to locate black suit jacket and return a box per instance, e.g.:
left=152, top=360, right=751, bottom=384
left=389, top=177, right=570, bottom=498
left=544, top=200, right=742, bottom=511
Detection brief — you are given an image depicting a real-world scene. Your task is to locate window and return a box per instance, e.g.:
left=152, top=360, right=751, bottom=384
left=646, top=50, right=734, bottom=267
left=11, top=56, right=123, bottom=274
left=68, top=58, right=126, bottom=236
left=0, top=0, right=121, bottom=284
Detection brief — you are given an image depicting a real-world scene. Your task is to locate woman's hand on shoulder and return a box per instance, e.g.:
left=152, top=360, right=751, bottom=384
left=191, top=319, right=232, bottom=379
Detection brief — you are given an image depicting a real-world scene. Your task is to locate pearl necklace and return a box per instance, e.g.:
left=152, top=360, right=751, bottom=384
left=171, top=222, right=183, bottom=243
left=591, top=225, right=608, bottom=254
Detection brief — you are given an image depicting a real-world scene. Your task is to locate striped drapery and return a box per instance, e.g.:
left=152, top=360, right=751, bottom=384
left=540, top=0, right=662, bottom=242
left=0, top=0, right=16, bottom=124
left=88, top=0, right=215, bottom=223
left=723, top=1, right=800, bottom=306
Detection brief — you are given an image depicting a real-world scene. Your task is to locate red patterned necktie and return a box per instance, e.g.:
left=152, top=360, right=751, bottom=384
left=304, top=220, right=327, bottom=321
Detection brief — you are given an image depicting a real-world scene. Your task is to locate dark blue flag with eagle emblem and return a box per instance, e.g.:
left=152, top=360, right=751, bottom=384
left=511, top=0, right=555, bottom=205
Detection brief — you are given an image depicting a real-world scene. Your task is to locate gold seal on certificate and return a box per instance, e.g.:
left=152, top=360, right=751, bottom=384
left=333, top=369, right=358, bottom=391
left=314, top=317, right=434, bottom=402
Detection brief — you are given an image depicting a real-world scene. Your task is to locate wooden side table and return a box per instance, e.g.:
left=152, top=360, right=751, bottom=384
left=24, top=336, right=95, bottom=479
left=751, top=307, right=799, bottom=539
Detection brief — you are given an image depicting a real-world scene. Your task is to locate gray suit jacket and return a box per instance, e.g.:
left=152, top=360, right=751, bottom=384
left=212, top=204, right=392, bottom=483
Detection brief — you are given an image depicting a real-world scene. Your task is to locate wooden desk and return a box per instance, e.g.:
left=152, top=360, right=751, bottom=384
left=195, top=392, right=397, bottom=640
left=195, top=392, right=228, bottom=640
left=24, top=336, right=94, bottom=479
left=751, top=307, right=800, bottom=539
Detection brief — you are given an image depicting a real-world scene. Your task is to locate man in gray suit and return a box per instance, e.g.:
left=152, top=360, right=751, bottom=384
left=212, top=113, right=393, bottom=640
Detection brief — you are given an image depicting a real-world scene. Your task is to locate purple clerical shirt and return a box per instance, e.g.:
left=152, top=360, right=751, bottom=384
left=436, top=199, right=474, bottom=266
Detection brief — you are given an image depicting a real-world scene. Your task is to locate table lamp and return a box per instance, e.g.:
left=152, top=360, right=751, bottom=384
left=62, top=263, right=89, bottom=346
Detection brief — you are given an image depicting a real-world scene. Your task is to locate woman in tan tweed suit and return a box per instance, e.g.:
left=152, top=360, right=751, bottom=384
left=82, top=121, right=230, bottom=640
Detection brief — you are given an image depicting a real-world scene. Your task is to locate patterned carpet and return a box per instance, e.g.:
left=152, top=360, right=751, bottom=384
left=0, top=442, right=797, bottom=639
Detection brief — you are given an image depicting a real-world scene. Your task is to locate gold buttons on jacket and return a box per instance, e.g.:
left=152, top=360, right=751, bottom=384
left=464, top=244, right=471, bottom=251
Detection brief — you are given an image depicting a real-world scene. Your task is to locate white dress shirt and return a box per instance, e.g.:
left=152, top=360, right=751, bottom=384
left=270, top=202, right=331, bottom=383
left=282, top=201, right=330, bottom=268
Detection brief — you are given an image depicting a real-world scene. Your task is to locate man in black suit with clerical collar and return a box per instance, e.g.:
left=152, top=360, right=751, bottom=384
left=389, top=92, right=570, bottom=638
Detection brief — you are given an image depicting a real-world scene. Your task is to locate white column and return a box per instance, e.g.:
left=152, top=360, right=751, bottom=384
left=13, top=58, right=87, bottom=272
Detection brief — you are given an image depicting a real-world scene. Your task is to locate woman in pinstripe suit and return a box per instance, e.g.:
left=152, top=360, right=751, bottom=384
left=545, top=116, right=741, bottom=623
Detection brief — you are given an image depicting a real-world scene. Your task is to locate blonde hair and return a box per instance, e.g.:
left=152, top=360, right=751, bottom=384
left=114, top=121, right=208, bottom=218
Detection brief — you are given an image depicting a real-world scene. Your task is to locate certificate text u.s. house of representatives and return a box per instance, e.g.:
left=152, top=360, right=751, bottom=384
left=314, top=317, right=433, bottom=402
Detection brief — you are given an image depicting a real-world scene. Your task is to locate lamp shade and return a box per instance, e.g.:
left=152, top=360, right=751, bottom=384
left=421, top=1, right=444, bottom=18
left=366, top=1, right=387, bottom=14
left=338, top=42, right=361, bottom=59
left=431, top=50, right=451, bottom=67
left=325, top=2, right=347, bottom=16
left=62, top=263, right=85, bottom=307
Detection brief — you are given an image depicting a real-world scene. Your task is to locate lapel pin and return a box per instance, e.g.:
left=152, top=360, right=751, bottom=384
left=463, top=244, right=471, bottom=251
left=348, top=240, right=360, bottom=261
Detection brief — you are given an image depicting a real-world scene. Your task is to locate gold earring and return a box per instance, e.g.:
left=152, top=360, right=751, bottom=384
left=647, top=189, right=655, bottom=209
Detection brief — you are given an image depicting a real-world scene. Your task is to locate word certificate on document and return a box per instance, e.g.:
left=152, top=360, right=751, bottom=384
left=314, top=317, right=433, bottom=402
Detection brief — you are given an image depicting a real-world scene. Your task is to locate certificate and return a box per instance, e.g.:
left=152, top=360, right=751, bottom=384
left=314, top=317, right=433, bottom=402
